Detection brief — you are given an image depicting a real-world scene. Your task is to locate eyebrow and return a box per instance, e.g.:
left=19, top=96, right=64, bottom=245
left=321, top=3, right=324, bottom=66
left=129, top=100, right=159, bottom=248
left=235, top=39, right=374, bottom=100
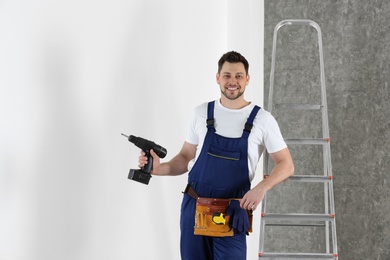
left=222, top=72, right=244, bottom=75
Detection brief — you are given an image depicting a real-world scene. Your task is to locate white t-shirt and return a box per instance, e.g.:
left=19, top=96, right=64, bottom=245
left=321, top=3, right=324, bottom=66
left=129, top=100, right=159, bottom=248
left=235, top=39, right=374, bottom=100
left=185, top=99, right=287, bottom=182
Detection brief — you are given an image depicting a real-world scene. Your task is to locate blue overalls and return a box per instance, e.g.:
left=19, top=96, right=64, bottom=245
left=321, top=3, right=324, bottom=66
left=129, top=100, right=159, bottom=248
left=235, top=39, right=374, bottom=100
left=180, top=101, right=261, bottom=260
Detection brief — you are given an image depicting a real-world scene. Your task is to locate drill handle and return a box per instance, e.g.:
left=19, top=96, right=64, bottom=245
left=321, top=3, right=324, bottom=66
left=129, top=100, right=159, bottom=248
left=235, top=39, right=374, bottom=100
left=142, top=150, right=153, bottom=174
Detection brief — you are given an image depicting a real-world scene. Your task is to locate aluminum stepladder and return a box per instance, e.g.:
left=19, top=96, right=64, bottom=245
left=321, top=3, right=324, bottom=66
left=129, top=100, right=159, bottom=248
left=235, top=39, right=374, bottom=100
left=258, top=20, right=338, bottom=259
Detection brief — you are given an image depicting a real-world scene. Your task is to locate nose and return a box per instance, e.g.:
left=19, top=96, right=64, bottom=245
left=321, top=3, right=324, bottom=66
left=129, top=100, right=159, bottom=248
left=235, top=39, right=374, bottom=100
left=228, top=78, right=237, bottom=85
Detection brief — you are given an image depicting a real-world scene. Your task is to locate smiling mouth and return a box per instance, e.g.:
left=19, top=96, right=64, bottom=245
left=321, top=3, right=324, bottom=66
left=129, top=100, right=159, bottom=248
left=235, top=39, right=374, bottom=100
left=227, top=86, right=239, bottom=91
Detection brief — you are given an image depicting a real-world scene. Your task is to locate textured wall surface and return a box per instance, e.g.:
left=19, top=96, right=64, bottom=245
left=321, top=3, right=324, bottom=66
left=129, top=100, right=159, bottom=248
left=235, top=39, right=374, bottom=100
left=263, top=1, right=390, bottom=259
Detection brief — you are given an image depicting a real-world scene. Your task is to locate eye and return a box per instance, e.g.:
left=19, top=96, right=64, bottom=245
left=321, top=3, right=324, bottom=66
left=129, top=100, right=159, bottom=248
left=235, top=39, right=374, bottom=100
left=236, top=75, right=243, bottom=79
left=223, top=75, right=230, bottom=79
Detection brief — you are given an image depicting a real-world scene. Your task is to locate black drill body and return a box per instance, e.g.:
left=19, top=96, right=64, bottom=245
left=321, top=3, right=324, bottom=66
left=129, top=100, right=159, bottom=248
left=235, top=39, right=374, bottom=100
left=123, top=134, right=167, bottom=185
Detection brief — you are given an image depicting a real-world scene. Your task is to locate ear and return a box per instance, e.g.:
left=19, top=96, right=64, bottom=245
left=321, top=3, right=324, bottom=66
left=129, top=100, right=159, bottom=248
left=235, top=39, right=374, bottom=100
left=246, top=74, right=250, bottom=85
left=216, top=73, right=220, bottom=84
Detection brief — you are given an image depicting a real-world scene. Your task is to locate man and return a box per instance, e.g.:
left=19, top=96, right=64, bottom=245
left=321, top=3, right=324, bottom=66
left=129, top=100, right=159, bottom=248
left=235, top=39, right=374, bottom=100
left=138, top=51, right=294, bottom=259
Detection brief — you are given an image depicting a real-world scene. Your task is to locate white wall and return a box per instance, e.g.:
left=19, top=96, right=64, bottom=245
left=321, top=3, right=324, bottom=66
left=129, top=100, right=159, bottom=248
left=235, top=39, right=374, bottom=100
left=0, top=1, right=264, bottom=259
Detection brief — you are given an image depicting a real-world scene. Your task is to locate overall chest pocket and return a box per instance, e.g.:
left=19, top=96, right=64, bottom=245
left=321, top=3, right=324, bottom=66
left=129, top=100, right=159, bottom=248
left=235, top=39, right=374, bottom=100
left=205, top=145, right=242, bottom=184
left=207, top=144, right=241, bottom=161
left=198, top=143, right=245, bottom=192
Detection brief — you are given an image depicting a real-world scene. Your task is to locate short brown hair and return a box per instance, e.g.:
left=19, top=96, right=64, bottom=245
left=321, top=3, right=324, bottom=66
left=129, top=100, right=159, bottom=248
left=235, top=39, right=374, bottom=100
left=218, top=51, right=249, bottom=74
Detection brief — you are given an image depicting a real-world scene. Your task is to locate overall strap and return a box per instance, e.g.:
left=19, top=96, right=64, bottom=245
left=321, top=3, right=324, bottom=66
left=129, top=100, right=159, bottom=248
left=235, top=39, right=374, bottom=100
left=206, top=101, right=216, bottom=132
left=242, top=105, right=261, bottom=139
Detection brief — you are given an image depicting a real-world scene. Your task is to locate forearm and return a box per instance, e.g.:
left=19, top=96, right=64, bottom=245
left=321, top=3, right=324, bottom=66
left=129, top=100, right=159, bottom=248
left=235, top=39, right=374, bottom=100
left=156, top=153, right=190, bottom=176
left=255, top=157, right=294, bottom=192
left=240, top=147, right=294, bottom=210
left=151, top=141, right=196, bottom=176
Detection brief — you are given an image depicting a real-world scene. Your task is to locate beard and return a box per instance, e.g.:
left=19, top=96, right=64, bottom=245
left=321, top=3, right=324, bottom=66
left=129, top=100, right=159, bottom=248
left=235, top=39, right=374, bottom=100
left=221, top=85, right=245, bottom=100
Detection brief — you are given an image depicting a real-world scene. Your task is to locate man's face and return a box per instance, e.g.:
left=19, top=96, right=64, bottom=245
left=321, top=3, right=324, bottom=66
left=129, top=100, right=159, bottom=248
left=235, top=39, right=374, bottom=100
left=216, top=62, right=250, bottom=101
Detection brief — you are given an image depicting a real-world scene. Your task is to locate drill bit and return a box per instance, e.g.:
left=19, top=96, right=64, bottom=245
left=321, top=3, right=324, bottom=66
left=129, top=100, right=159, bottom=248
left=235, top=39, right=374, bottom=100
left=121, top=133, right=129, bottom=138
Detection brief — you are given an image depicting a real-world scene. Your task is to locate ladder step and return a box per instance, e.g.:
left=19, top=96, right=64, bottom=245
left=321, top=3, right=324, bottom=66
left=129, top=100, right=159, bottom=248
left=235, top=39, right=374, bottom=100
left=266, top=223, right=325, bottom=227
left=261, top=213, right=335, bottom=222
left=259, top=252, right=338, bottom=258
left=285, top=138, right=330, bottom=145
left=275, top=103, right=322, bottom=110
left=288, top=175, right=332, bottom=182
left=265, top=174, right=332, bottom=183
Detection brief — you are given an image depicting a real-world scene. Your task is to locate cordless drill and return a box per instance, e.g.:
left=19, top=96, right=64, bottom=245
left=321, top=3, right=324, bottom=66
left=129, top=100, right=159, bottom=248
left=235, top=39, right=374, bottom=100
left=122, top=134, right=167, bottom=185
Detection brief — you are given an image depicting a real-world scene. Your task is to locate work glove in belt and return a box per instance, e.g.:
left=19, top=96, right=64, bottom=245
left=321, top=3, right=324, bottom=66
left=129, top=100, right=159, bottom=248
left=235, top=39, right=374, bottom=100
left=226, top=200, right=250, bottom=234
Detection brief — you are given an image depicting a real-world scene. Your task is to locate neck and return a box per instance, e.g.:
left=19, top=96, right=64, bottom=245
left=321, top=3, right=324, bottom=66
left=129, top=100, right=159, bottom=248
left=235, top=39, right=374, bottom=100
left=219, top=97, right=250, bottom=109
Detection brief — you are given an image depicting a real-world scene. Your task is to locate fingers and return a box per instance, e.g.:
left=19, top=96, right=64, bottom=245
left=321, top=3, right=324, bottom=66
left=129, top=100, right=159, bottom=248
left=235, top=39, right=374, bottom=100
left=138, top=151, right=148, bottom=168
left=241, top=200, right=258, bottom=211
left=137, top=149, right=161, bottom=175
left=240, top=196, right=260, bottom=211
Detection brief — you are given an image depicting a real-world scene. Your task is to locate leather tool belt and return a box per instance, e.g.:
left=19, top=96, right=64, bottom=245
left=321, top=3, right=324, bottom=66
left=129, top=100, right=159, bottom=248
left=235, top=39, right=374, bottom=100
left=183, top=184, right=253, bottom=237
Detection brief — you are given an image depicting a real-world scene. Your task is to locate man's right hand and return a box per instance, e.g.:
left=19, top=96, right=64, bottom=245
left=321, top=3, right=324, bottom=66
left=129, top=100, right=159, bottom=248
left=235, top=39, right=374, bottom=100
left=138, top=149, right=161, bottom=175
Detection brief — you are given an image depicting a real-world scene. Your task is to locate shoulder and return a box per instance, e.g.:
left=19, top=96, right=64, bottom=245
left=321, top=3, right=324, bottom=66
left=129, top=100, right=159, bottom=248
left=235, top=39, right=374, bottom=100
left=252, top=107, right=280, bottom=131
left=254, top=107, right=273, bottom=121
left=188, top=101, right=210, bottom=129
left=193, top=101, right=209, bottom=113
left=242, top=103, right=273, bottom=123
left=192, top=100, right=216, bottom=118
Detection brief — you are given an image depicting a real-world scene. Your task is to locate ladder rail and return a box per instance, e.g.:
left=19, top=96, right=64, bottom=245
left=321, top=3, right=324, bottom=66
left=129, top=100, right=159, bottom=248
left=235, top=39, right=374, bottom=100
left=258, top=195, right=267, bottom=254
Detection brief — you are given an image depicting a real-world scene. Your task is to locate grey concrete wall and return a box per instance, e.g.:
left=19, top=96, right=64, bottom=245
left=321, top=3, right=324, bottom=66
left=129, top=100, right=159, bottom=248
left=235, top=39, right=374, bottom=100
left=263, top=1, right=390, bottom=259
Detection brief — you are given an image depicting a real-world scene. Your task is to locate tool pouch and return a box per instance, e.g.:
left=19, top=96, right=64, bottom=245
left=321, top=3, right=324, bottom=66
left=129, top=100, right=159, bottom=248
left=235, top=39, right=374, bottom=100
left=194, top=197, right=234, bottom=237
left=184, top=184, right=253, bottom=237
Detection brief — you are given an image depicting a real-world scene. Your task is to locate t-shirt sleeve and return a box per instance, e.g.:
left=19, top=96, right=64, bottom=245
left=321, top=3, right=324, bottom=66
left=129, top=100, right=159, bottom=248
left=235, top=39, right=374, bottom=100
left=263, top=115, right=287, bottom=153
left=185, top=108, right=199, bottom=145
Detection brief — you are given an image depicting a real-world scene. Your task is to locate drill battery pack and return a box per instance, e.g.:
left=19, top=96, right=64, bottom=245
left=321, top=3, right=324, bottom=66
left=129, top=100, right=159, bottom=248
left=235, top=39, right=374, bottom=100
left=128, top=169, right=152, bottom=185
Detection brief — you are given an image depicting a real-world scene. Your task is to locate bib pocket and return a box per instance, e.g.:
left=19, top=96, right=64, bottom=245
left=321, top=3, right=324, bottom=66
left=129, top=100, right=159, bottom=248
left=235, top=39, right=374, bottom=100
left=207, top=145, right=241, bottom=161
left=202, top=144, right=242, bottom=189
